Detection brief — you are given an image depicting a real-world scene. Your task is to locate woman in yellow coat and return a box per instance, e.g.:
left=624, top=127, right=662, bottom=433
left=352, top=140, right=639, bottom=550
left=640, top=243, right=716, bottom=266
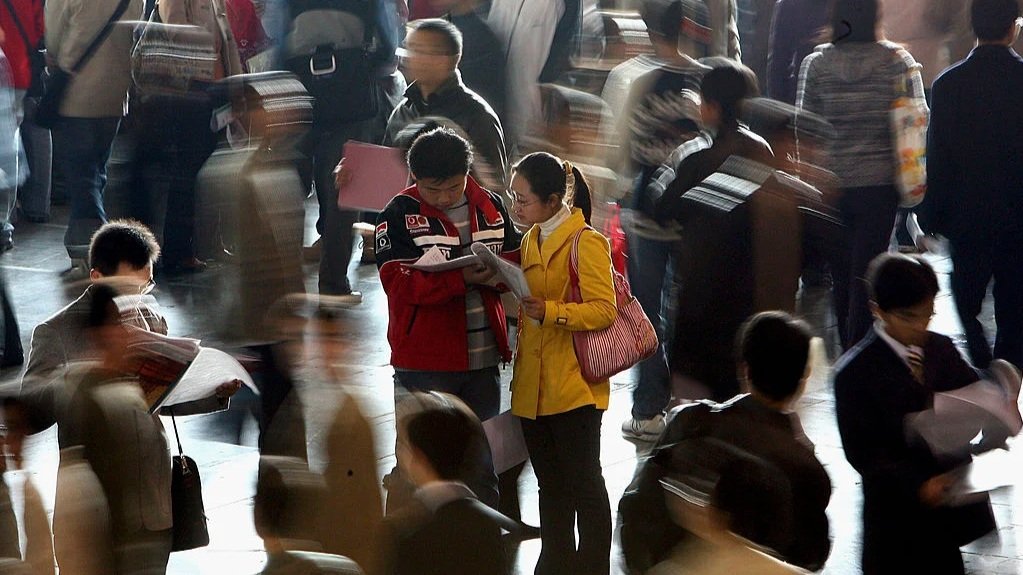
left=510, top=152, right=617, bottom=575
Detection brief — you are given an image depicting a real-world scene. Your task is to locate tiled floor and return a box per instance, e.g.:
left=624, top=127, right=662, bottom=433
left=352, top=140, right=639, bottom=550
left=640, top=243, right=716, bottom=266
left=0, top=200, right=1020, bottom=574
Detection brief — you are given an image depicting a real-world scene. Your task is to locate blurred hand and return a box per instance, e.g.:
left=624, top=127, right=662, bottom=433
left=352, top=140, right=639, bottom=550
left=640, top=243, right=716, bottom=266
left=919, top=472, right=956, bottom=507
left=333, top=158, right=351, bottom=191
left=0, top=27, right=6, bottom=45
left=462, top=264, right=496, bottom=286
left=521, top=297, right=546, bottom=321
left=215, top=379, right=244, bottom=399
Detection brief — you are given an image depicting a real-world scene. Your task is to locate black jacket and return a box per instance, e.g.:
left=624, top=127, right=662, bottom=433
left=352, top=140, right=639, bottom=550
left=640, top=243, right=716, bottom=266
left=922, top=45, right=1023, bottom=243
left=383, top=74, right=508, bottom=190
left=619, top=394, right=832, bottom=572
left=833, top=330, right=996, bottom=573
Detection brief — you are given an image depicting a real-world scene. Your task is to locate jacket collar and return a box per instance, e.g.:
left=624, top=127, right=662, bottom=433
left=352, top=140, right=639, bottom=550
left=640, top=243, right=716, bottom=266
left=399, top=176, right=503, bottom=226
left=523, top=208, right=588, bottom=268
left=969, top=44, right=1022, bottom=62
left=404, top=73, right=465, bottom=108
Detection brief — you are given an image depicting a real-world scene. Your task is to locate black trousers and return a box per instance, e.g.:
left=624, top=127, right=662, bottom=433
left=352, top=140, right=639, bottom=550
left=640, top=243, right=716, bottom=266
left=521, top=406, right=611, bottom=575
left=950, top=237, right=1023, bottom=369
left=831, top=185, right=898, bottom=349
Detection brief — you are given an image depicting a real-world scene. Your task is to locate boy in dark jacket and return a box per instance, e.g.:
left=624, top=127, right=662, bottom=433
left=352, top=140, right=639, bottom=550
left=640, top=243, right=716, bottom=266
left=833, top=253, right=996, bottom=574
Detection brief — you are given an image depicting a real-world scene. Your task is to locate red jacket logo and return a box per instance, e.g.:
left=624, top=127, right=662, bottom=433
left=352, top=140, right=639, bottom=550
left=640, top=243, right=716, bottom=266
left=405, top=215, right=430, bottom=231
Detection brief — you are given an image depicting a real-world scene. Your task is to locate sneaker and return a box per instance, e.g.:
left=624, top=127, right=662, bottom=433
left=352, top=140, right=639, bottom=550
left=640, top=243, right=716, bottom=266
left=622, top=413, right=665, bottom=442
left=317, top=292, right=363, bottom=317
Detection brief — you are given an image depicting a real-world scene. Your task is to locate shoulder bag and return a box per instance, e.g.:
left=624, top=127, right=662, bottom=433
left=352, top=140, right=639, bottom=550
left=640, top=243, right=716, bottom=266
left=890, top=59, right=928, bottom=208
left=568, top=227, right=658, bottom=383
left=35, top=0, right=133, bottom=129
left=168, top=412, right=211, bottom=551
left=131, top=0, right=217, bottom=104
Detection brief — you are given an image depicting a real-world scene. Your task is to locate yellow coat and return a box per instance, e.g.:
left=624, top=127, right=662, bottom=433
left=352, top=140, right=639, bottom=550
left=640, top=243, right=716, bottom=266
left=511, top=209, right=618, bottom=419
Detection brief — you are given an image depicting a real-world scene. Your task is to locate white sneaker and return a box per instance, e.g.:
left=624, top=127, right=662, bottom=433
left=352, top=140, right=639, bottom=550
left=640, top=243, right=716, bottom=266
left=621, top=413, right=665, bottom=442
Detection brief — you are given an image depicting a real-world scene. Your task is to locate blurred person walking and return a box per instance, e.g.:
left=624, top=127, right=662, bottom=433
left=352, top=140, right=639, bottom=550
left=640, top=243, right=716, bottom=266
left=611, top=0, right=711, bottom=442
left=765, top=0, right=829, bottom=104
left=797, top=0, right=926, bottom=349
left=45, top=0, right=143, bottom=270
left=509, top=152, right=615, bottom=575
left=920, top=0, right=1023, bottom=370
left=127, top=0, right=243, bottom=274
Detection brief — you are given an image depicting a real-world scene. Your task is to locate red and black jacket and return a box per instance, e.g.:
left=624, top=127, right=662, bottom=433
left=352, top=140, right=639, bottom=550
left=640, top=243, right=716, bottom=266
left=375, top=177, right=521, bottom=371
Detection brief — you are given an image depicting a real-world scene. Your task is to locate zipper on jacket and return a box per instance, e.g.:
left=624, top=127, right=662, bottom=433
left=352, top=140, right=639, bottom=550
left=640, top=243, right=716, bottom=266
left=406, top=305, right=419, bottom=336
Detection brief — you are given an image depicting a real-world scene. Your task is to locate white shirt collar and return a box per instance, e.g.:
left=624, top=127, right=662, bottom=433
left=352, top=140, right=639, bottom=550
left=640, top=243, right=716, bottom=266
left=873, top=321, right=923, bottom=369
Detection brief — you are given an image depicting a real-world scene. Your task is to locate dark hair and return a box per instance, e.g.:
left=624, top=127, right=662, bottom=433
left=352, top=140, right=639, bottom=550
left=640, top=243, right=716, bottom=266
left=866, top=253, right=939, bottom=312
left=700, top=62, right=757, bottom=125
left=86, top=283, right=122, bottom=329
left=412, top=18, right=463, bottom=56
left=972, top=0, right=1020, bottom=41
left=712, top=456, right=794, bottom=550
left=88, top=220, right=161, bottom=277
left=407, top=127, right=474, bottom=182
left=738, top=311, right=812, bottom=402
left=829, top=0, right=879, bottom=43
left=404, top=404, right=478, bottom=480
left=512, top=152, right=593, bottom=224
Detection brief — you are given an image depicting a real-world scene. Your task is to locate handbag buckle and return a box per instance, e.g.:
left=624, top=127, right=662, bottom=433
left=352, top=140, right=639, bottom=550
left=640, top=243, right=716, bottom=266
left=310, top=53, right=337, bottom=76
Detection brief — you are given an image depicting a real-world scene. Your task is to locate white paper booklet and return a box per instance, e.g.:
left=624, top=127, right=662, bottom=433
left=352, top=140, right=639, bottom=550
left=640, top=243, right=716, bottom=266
left=407, top=246, right=481, bottom=272
left=470, top=242, right=531, bottom=299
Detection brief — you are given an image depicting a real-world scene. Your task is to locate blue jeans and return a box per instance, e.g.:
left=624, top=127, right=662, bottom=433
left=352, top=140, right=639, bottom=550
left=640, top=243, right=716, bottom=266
left=626, top=233, right=681, bottom=419
left=52, top=117, right=120, bottom=259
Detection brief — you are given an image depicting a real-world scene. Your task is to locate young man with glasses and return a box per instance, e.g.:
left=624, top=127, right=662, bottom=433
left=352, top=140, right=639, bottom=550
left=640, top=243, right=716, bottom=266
left=20, top=219, right=235, bottom=432
left=833, top=252, right=997, bottom=574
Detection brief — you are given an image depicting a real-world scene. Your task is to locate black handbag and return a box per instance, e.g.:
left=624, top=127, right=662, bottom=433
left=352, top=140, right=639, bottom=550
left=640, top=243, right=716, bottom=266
left=0, top=0, right=45, bottom=97
left=169, top=413, right=211, bottom=551
left=35, top=0, right=132, bottom=129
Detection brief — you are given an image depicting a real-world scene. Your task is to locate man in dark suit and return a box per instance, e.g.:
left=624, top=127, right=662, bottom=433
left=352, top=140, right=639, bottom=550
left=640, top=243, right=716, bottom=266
left=921, top=0, right=1023, bottom=370
left=379, top=395, right=507, bottom=575
left=834, top=253, right=996, bottom=575
left=619, top=311, right=831, bottom=573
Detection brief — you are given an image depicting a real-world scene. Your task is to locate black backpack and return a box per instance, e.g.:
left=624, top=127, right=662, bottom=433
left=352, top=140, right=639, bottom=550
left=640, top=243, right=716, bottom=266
left=284, top=0, right=379, bottom=125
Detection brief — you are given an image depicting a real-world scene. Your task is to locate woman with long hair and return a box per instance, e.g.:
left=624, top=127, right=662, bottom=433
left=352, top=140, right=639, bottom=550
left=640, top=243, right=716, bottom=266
left=797, top=0, right=926, bottom=348
left=509, top=152, right=615, bottom=575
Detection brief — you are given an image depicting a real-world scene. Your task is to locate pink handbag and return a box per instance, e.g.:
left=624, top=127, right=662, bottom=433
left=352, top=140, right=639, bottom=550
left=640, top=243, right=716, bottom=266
left=568, top=228, right=659, bottom=383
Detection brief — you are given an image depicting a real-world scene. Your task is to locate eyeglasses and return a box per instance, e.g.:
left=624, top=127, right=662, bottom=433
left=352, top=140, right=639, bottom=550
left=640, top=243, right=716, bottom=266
left=507, top=191, right=538, bottom=208
left=140, top=279, right=156, bottom=295
left=890, top=309, right=934, bottom=324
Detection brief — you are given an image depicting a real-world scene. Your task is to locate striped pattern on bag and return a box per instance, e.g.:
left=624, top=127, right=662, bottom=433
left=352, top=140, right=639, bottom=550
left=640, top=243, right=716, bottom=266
left=568, top=228, right=659, bottom=383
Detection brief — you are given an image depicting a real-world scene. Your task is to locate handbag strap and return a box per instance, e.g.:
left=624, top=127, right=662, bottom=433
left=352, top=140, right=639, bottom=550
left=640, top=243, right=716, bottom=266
left=567, top=228, right=589, bottom=304
left=0, top=0, right=36, bottom=55
left=69, top=0, right=134, bottom=73
left=169, top=408, right=185, bottom=458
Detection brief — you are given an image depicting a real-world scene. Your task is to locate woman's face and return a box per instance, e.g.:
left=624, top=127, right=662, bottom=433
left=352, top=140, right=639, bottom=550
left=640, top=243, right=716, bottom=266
left=509, top=173, right=561, bottom=226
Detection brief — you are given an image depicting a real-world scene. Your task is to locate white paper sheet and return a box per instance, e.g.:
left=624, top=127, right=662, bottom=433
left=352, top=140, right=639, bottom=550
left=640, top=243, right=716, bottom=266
left=153, top=347, right=258, bottom=413
left=470, top=242, right=530, bottom=299
left=407, top=246, right=482, bottom=272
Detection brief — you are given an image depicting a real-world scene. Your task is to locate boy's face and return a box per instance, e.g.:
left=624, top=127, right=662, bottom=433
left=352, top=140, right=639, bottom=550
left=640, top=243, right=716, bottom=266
left=875, top=296, right=934, bottom=348
left=414, top=174, right=468, bottom=211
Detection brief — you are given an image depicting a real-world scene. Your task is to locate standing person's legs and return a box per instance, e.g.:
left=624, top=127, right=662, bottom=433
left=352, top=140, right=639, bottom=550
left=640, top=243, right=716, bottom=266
left=56, top=117, right=120, bottom=261
left=950, top=242, right=995, bottom=369
left=18, top=97, right=52, bottom=222
left=314, top=123, right=365, bottom=296
left=162, top=100, right=217, bottom=268
left=521, top=414, right=575, bottom=575
left=556, top=406, right=611, bottom=575
left=113, top=528, right=173, bottom=575
left=626, top=234, right=675, bottom=424
left=844, top=185, right=898, bottom=346
left=991, top=238, right=1023, bottom=368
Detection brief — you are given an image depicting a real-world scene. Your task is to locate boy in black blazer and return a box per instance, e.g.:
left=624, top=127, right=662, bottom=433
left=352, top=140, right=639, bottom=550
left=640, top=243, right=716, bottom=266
left=833, top=253, right=995, bottom=575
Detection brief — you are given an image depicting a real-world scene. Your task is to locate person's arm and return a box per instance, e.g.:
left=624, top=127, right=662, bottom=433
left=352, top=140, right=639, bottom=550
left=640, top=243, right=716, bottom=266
left=466, top=112, right=509, bottom=191
left=795, top=51, right=825, bottom=166
left=19, top=323, right=65, bottom=433
left=726, top=0, right=741, bottom=60
left=919, top=76, right=953, bottom=234
left=538, top=230, right=616, bottom=331
left=650, top=146, right=705, bottom=225
left=375, top=205, right=468, bottom=306
left=834, top=362, right=934, bottom=503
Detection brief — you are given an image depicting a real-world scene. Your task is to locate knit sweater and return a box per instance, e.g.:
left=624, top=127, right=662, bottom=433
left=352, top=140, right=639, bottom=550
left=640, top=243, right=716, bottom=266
left=796, top=40, right=926, bottom=189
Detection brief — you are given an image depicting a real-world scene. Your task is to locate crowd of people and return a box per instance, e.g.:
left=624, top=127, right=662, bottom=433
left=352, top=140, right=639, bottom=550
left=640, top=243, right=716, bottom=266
left=0, top=0, right=1019, bottom=573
